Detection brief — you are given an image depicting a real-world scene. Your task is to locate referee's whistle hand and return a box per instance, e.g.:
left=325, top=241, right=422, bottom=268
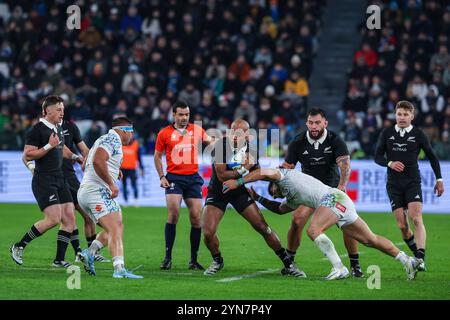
left=160, top=177, right=170, bottom=189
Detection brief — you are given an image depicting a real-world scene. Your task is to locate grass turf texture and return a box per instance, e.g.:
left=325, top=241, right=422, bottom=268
left=0, top=203, right=449, bottom=300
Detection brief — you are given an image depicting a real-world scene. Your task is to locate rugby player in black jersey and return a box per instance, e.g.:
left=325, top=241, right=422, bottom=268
left=10, top=95, right=83, bottom=267
left=375, top=100, right=444, bottom=271
left=202, top=119, right=304, bottom=277
left=280, top=108, right=363, bottom=277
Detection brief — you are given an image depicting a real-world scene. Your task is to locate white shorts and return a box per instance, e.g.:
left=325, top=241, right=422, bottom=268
left=319, top=188, right=359, bottom=228
left=77, top=185, right=121, bottom=223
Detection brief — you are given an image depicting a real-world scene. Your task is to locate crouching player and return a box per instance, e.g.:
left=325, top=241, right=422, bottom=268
left=223, top=168, right=422, bottom=280
left=78, top=117, right=142, bottom=279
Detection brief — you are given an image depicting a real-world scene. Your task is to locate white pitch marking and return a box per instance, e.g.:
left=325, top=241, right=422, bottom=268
left=395, top=242, right=406, bottom=246
left=216, top=268, right=279, bottom=283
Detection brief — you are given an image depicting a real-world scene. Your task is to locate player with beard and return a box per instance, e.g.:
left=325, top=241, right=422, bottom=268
left=280, top=108, right=363, bottom=277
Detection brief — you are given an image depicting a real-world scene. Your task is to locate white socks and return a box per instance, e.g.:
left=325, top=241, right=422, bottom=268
left=395, top=251, right=409, bottom=265
left=89, top=239, right=104, bottom=256
left=314, top=233, right=344, bottom=269
left=113, top=256, right=124, bottom=272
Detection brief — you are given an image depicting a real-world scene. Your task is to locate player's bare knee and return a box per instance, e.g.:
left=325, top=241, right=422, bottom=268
left=291, top=217, right=307, bottom=231
left=306, top=226, right=320, bottom=240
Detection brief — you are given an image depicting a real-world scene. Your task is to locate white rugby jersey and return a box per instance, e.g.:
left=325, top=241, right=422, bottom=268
left=276, top=168, right=332, bottom=209
left=80, top=129, right=123, bottom=189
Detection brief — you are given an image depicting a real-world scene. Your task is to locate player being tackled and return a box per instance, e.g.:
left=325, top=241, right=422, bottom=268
left=223, top=168, right=422, bottom=280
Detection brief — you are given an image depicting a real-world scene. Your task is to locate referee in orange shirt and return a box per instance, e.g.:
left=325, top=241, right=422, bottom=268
left=121, top=137, right=144, bottom=207
left=154, top=101, right=214, bottom=270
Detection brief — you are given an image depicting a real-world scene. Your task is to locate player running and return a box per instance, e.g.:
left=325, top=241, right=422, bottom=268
left=78, top=117, right=142, bottom=279
left=154, top=101, right=214, bottom=271
left=23, top=119, right=108, bottom=262
left=223, top=168, right=423, bottom=280
left=202, top=119, right=305, bottom=277
left=281, top=108, right=363, bottom=277
left=10, top=95, right=82, bottom=268
left=375, top=100, right=444, bottom=271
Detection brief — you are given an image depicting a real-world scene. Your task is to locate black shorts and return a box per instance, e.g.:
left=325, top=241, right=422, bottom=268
left=32, top=174, right=73, bottom=211
left=64, top=173, right=80, bottom=205
left=165, top=172, right=204, bottom=199
left=386, top=180, right=423, bottom=211
left=122, top=169, right=137, bottom=180
left=205, top=187, right=255, bottom=214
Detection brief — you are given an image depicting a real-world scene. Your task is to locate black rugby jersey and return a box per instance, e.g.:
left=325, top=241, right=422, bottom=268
left=209, top=137, right=260, bottom=195
left=25, top=118, right=65, bottom=176
left=375, top=125, right=442, bottom=183
left=284, top=129, right=349, bottom=187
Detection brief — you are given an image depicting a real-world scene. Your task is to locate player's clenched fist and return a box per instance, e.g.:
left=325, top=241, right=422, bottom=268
left=388, top=161, right=405, bottom=172
left=48, top=132, right=60, bottom=147
left=109, top=183, right=119, bottom=198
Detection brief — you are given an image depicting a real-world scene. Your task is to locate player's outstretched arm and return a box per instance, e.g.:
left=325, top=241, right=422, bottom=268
left=222, top=168, right=282, bottom=192
left=63, top=145, right=83, bottom=164
left=247, top=187, right=292, bottom=215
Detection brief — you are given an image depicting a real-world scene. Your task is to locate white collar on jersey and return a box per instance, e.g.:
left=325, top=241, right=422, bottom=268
left=395, top=124, right=413, bottom=133
left=306, top=129, right=328, bottom=145
left=39, top=118, right=58, bottom=131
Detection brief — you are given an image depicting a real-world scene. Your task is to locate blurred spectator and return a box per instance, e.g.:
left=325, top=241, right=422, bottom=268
left=0, top=0, right=326, bottom=152
left=234, top=99, right=257, bottom=127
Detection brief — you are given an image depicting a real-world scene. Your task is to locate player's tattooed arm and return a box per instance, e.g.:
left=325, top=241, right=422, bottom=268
left=336, top=155, right=351, bottom=191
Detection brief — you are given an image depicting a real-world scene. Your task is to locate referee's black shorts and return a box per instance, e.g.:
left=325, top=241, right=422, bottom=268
left=205, top=187, right=255, bottom=214
left=386, top=180, right=423, bottom=211
left=64, top=172, right=81, bottom=205
left=32, top=173, right=73, bottom=211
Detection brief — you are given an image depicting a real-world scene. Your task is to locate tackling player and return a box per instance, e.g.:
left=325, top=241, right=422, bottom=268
left=154, top=101, right=214, bottom=271
left=10, top=95, right=82, bottom=267
left=375, top=100, right=444, bottom=271
left=223, top=168, right=423, bottom=280
left=202, top=119, right=305, bottom=277
left=78, top=117, right=143, bottom=279
left=281, top=108, right=363, bottom=277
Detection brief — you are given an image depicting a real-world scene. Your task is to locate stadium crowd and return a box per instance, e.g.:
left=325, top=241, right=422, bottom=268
left=0, top=0, right=325, bottom=155
left=341, top=0, right=450, bottom=160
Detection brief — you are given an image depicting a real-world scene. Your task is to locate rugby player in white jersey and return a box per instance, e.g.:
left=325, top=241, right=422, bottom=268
left=78, top=117, right=143, bottom=279
left=223, top=168, right=423, bottom=280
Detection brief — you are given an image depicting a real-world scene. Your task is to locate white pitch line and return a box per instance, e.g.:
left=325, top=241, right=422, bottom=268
left=395, top=242, right=406, bottom=246
left=216, top=268, right=279, bottom=283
